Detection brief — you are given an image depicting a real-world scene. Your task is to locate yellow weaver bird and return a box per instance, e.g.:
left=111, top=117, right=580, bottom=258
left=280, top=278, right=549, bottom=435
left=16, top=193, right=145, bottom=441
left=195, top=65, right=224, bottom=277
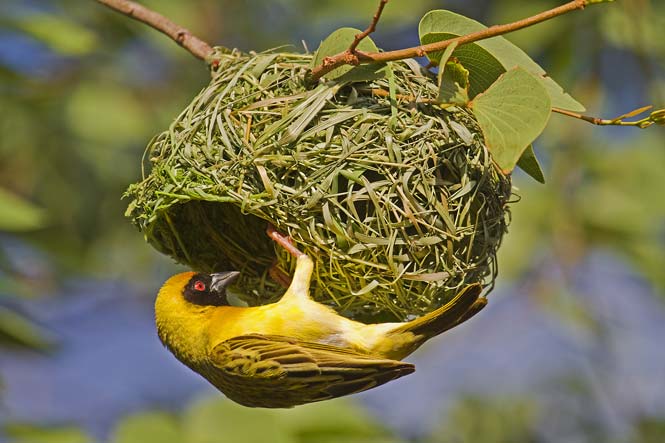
left=155, top=227, right=486, bottom=408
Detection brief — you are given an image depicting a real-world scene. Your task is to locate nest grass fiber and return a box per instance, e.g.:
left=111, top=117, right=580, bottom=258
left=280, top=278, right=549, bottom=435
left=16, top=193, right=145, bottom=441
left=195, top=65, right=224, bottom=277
left=126, top=48, right=512, bottom=322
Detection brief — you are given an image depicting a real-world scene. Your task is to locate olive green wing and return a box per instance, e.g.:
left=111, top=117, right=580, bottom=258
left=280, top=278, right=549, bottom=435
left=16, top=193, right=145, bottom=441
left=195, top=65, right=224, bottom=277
left=207, top=334, right=414, bottom=408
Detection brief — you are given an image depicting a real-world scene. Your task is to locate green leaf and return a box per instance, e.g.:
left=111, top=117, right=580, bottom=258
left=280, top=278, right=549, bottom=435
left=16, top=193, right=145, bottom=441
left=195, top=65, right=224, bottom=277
left=418, top=10, right=585, bottom=111
left=437, top=60, right=470, bottom=105
left=423, top=32, right=506, bottom=99
left=436, top=40, right=459, bottom=68
left=0, top=307, right=56, bottom=350
left=112, top=411, right=182, bottom=443
left=14, top=14, right=98, bottom=55
left=311, top=27, right=387, bottom=82
left=0, top=187, right=47, bottom=231
left=470, top=67, right=551, bottom=173
left=516, top=145, right=546, bottom=183
left=4, top=423, right=92, bottom=443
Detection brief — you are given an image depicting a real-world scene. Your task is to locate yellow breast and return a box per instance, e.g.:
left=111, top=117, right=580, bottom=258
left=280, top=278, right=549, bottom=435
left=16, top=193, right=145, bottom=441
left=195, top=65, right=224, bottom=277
left=207, top=297, right=346, bottom=346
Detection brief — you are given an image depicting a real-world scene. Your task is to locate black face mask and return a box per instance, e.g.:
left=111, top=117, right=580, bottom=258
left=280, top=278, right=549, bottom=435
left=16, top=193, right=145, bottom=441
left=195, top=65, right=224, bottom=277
left=183, top=271, right=240, bottom=306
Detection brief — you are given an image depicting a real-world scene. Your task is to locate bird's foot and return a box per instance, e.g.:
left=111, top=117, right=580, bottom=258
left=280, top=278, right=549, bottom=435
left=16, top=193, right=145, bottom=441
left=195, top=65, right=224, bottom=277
left=267, top=225, right=314, bottom=293
left=268, top=260, right=292, bottom=288
left=266, top=225, right=306, bottom=258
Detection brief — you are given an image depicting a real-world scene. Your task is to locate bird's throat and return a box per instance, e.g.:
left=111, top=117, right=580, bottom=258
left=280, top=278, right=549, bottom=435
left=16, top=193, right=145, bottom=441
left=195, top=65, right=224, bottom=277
left=155, top=282, right=214, bottom=371
left=156, top=311, right=212, bottom=371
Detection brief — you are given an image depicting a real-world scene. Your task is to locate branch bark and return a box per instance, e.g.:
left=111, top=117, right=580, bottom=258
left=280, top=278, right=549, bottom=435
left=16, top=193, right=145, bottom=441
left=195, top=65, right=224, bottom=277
left=310, top=0, right=599, bottom=81
left=95, top=0, right=214, bottom=61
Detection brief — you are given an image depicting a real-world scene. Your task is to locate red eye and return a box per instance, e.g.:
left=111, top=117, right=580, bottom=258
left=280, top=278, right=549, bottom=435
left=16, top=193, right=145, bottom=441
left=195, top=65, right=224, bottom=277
left=193, top=281, right=206, bottom=292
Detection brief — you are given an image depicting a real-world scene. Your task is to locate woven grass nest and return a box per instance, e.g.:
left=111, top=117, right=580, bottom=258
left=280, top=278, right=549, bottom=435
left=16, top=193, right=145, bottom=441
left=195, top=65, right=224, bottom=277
left=126, top=48, right=512, bottom=322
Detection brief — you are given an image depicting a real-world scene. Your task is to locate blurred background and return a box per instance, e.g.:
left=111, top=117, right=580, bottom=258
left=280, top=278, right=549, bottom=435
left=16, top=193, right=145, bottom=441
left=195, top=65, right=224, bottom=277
left=1, top=0, right=663, bottom=442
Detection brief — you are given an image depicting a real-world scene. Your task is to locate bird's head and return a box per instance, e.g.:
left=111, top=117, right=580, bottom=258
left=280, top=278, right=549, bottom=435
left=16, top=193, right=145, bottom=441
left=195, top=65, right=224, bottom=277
left=154, top=271, right=240, bottom=367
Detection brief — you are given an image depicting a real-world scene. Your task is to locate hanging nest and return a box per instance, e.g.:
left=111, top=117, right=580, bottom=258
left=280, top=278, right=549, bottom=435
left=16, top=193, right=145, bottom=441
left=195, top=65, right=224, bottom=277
left=126, top=48, right=512, bottom=322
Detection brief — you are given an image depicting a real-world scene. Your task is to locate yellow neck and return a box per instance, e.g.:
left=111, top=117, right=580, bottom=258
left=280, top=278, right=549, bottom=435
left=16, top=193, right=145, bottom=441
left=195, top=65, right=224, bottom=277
left=155, top=273, right=212, bottom=370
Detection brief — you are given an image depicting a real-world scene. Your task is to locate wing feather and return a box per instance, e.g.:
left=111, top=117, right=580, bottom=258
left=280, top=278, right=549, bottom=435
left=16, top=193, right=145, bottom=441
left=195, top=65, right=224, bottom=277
left=206, top=334, right=414, bottom=408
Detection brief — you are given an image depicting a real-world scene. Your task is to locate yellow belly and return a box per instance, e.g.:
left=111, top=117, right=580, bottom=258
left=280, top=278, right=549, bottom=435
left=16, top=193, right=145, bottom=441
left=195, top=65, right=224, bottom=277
left=208, top=300, right=347, bottom=344
left=206, top=299, right=418, bottom=360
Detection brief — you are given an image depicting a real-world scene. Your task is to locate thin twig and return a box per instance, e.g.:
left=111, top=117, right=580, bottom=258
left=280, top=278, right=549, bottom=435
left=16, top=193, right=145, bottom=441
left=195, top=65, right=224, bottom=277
left=310, top=0, right=605, bottom=81
left=95, top=0, right=214, bottom=61
left=367, top=87, right=664, bottom=128
left=552, top=107, right=608, bottom=125
left=359, top=87, right=437, bottom=104
left=552, top=105, right=665, bottom=128
left=348, top=0, right=389, bottom=53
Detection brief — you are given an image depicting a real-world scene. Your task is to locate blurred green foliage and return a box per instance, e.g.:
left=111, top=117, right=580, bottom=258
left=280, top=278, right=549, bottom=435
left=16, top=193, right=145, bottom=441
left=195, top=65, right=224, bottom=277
left=4, top=423, right=92, bottom=443
left=0, top=306, right=55, bottom=350
left=3, top=397, right=410, bottom=443
left=631, top=418, right=665, bottom=443
left=107, top=398, right=402, bottom=443
left=426, top=395, right=539, bottom=443
left=6, top=394, right=665, bottom=443
left=0, top=188, right=47, bottom=232
left=1, top=0, right=663, bottom=442
left=11, top=13, right=98, bottom=56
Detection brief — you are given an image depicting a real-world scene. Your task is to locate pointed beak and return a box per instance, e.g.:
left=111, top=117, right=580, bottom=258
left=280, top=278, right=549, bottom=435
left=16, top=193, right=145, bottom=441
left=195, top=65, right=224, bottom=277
left=210, top=271, right=241, bottom=295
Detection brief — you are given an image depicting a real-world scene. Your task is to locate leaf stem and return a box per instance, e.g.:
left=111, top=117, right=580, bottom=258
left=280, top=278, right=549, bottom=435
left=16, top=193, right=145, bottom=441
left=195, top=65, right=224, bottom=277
left=95, top=0, right=214, bottom=61
left=552, top=105, right=665, bottom=128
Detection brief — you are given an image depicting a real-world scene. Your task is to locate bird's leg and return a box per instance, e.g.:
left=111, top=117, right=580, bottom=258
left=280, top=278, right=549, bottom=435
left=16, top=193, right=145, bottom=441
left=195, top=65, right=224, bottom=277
left=266, top=224, right=303, bottom=288
left=266, top=225, right=313, bottom=299
left=266, top=225, right=306, bottom=258
left=268, top=260, right=292, bottom=288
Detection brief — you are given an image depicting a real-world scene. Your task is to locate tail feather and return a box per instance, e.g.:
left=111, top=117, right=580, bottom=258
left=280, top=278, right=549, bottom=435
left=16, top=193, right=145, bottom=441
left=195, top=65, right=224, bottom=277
left=451, top=296, right=487, bottom=328
left=391, top=284, right=484, bottom=338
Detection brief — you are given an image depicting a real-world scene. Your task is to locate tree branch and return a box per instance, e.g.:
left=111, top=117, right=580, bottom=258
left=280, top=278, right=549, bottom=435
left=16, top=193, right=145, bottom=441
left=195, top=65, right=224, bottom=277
left=310, top=0, right=607, bottom=81
left=95, top=0, right=214, bottom=61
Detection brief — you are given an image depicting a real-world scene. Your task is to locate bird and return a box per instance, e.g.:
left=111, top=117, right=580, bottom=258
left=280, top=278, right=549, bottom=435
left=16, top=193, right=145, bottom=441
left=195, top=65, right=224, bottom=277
left=154, top=226, right=487, bottom=408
